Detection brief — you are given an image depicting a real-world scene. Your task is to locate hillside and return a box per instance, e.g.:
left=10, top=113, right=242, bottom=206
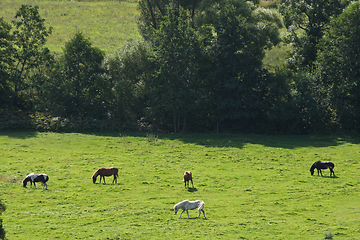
left=1, top=0, right=287, bottom=67
left=0, top=0, right=141, bottom=53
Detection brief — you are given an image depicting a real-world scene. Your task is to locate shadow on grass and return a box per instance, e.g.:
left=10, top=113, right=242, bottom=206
left=88, top=131, right=360, bottom=149
left=187, top=187, right=198, bottom=192
left=0, top=130, right=38, bottom=139
left=2, top=130, right=360, bottom=149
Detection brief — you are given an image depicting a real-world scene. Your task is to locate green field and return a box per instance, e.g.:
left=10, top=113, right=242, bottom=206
left=0, top=132, right=359, bottom=239
left=0, top=0, right=141, bottom=53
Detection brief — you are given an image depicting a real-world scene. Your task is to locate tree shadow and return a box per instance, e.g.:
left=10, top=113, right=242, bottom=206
left=2, top=130, right=360, bottom=149
left=86, top=131, right=360, bottom=149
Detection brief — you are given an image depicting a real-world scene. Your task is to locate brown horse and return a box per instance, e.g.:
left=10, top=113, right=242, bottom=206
left=92, top=167, right=119, bottom=184
left=183, top=171, right=194, bottom=188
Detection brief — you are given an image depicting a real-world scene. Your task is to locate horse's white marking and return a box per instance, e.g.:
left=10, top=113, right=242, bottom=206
left=27, top=173, right=36, bottom=182
left=173, top=200, right=206, bottom=219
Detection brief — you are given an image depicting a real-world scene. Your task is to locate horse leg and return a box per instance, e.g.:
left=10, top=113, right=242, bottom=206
left=191, top=179, right=194, bottom=188
left=179, top=210, right=185, bottom=219
left=186, top=210, right=190, bottom=218
left=34, top=182, right=37, bottom=189
left=103, top=176, right=106, bottom=184
left=184, top=181, right=187, bottom=188
left=330, top=168, right=335, bottom=177
left=202, top=209, right=206, bottom=218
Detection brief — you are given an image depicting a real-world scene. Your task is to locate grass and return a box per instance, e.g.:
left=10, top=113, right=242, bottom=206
left=0, top=0, right=141, bottom=54
left=0, top=132, right=359, bottom=239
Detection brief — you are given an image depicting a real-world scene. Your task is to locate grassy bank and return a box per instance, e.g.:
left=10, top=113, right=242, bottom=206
left=0, top=132, right=359, bottom=239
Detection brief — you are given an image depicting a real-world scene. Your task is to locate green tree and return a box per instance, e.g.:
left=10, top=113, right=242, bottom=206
left=103, top=40, right=153, bottom=123
left=138, top=0, right=261, bottom=40
left=0, top=17, right=15, bottom=110
left=147, top=6, right=201, bottom=132
left=203, top=2, right=283, bottom=132
left=317, top=1, right=360, bottom=130
left=10, top=5, right=53, bottom=109
left=44, top=32, right=108, bottom=119
left=279, top=0, right=349, bottom=72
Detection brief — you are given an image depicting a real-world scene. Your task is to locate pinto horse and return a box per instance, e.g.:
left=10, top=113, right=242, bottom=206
left=22, top=173, right=49, bottom=189
left=173, top=200, right=206, bottom=219
left=183, top=171, right=194, bottom=188
left=310, top=161, right=335, bottom=177
left=92, top=167, right=118, bottom=184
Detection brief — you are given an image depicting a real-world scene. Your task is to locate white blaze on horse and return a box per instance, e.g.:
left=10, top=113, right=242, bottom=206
left=183, top=171, right=194, bottom=188
left=22, top=173, right=49, bottom=189
left=173, top=200, right=206, bottom=219
left=92, top=167, right=119, bottom=184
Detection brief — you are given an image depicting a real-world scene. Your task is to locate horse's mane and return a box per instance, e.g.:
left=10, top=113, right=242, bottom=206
left=92, top=169, right=99, bottom=178
left=174, top=199, right=189, bottom=208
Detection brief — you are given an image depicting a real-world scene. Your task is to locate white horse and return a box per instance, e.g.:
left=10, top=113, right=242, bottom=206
left=173, top=200, right=206, bottom=219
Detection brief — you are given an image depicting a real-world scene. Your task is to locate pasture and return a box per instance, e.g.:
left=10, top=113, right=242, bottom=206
left=0, top=0, right=141, bottom=53
left=0, top=132, right=359, bottom=239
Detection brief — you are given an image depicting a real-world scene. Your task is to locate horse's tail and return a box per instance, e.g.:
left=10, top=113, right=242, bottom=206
left=198, top=201, right=205, bottom=211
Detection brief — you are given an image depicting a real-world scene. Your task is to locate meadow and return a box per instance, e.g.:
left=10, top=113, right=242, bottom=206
left=0, top=0, right=141, bottom=53
left=0, top=131, right=359, bottom=239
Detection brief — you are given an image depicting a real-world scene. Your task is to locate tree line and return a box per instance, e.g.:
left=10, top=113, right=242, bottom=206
left=1, top=0, right=359, bottom=134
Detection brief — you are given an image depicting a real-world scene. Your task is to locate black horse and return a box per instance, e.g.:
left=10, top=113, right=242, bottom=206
left=309, top=161, right=335, bottom=177
left=22, top=173, right=49, bottom=189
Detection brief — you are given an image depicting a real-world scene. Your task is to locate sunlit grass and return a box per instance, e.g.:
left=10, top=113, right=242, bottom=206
left=0, top=132, right=359, bottom=239
left=0, top=0, right=141, bottom=54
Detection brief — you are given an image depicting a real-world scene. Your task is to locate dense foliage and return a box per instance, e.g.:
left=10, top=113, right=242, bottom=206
left=0, top=1, right=359, bottom=133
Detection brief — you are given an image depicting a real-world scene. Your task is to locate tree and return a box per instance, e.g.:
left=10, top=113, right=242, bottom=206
left=279, top=0, right=349, bottom=72
left=147, top=6, right=201, bottom=132
left=10, top=5, right=53, bottom=109
left=317, top=1, right=360, bottom=130
left=103, top=40, right=153, bottom=123
left=0, top=17, right=15, bottom=110
left=202, top=1, right=283, bottom=132
left=44, top=32, right=109, bottom=119
left=138, top=0, right=261, bottom=40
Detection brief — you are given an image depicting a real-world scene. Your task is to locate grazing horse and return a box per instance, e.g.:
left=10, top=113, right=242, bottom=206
left=310, top=161, right=335, bottom=177
left=183, top=171, right=194, bottom=188
left=173, top=200, right=206, bottom=219
left=22, top=173, right=49, bottom=189
left=92, top=167, right=118, bottom=184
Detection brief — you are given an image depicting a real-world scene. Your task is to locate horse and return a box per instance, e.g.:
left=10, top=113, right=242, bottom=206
left=22, top=173, right=49, bottom=189
left=183, top=171, right=194, bottom=188
left=310, top=161, right=335, bottom=177
left=173, top=200, right=206, bottom=219
left=92, top=167, right=119, bottom=184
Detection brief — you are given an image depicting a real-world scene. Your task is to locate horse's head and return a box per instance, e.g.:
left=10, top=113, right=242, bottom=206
left=310, top=169, right=315, bottom=175
left=174, top=206, right=178, bottom=215
left=22, top=177, right=30, bottom=187
left=92, top=175, right=97, bottom=183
